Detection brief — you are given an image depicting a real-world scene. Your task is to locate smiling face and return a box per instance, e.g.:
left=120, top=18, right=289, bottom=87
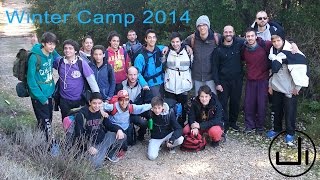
left=170, top=37, right=182, bottom=52
left=197, top=24, right=209, bottom=36
left=89, top=98, right=103, bottom=112
left=245, top=31, right=257, bottom=46
left=145, top=32, right=157, bottom=48
left=63, top=44, right=76, bottom=59
left=152, top=104, right=164, bottom=115
left=118, top=98, right=130, bottom=110
left=82, top=38, right=93, bottom=52
left=271, top=35, right=284, bottom=50
left=93, top=49, right=104, bottom=64
left=110, top=36, right=120, bottom=50
left=256, top=11, right=269, bottom=28
left=199, top=91, right=211, bottom=106
left=223, top=25, right=234, bottom=43
left=42, top=42, right=56, bottom=54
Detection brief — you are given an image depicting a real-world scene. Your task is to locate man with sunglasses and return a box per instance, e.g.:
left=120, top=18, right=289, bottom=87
left=251, top=11, right=284, bottom=41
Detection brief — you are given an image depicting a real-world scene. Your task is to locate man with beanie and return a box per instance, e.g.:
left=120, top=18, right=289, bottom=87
left=266, top=29, right=309, bottom=146
left=184, top=15, right=220, bottom=95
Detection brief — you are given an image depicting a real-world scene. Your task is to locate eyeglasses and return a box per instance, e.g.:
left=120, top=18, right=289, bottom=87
left=257, top=17, right=268, bottom=20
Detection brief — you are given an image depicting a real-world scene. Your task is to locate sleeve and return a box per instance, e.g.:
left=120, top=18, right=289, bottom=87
left=188, top=102, right=197, bottom=125
left=52, top=50, right=61, bottom=62
left=212, top=50, right=220, bottom=85
left=27, top=54, right=47, bottom=104
left=134, top=54, right=148, bottom=87
left=74, top=113, right=86, bottom=139
left=103, top=102, right=114, bottom=111
left=81, top=60, right=100, bottom=92
left=169, top=109, right=182, bottom=142
left=199, top=96, right=223, bottom=130
left=104, top=118, right=123, bottom=132
left=132, top=104, right=152, bottom=114
left=183, top=35, right=192, bottom=46
left=156, top=45, right=165, bottom=52
left=107, top=64, right=116, bottom=99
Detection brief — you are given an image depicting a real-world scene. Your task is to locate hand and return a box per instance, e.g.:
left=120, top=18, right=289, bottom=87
left=185, top=45, right=193, bottom=55
left=277, top=52, right=287, bottom=60
left=290, top=43, right=299, bottom=54
left=268, top=87, right=273, bottom=95
left=162, top=46, right=169, bottom=55
left=116, top=129, right=125, bottom=140
left=291, top=89, right=300, bottom=96
left=191, top=128, right=199, bottom=136
left=268, top=54, right=277, bottom=61
left=88, top=146, right=98, bottom=156
left=143, top=85, right=150, bottom=90
left=216, top=85, right=223, bottom=92
left=166, top=141, right=174, bottom=148
left=191, top=122, right=200, bottom=129
left=100, top=109, right=109, bottom=118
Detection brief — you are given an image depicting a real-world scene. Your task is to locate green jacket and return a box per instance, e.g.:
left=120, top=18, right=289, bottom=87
left=27, top=43, right=60, bottom=104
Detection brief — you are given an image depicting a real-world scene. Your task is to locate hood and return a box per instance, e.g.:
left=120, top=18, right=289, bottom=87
left=160, top=103, right=170, bottom=115
left=30, top=43, right=47, bottom=58
left=251, top=21, right=271, bottom=31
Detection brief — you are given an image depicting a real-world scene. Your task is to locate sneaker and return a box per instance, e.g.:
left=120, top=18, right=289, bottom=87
left=116, top=150, right=126, bottom=160
left=230, top=124, right=240, bottom=131
left=266, top=130, right=279, bottom=139
left=285, top=134, right=295, bottom=146
left=107, top=154, right=120, bottom=163
left=137, top=134, right=145, bottom=141
left=168, top=147, right=176, bottom=154
left=255, top=128, right=264, bottom=135
left=243, top=128, right=254, bottom=134
left=211, top=141, right=220, bottom=148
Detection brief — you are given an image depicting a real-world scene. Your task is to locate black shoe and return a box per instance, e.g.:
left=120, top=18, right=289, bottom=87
left=230, top=124, right=240, bottom=131
left=243, top=128, right=254, bottom=134
left=137, top=135, right=145, bottom=141
left=255, top=128, right=264, bottom=135
left=211, top=141, right=220, bottom=148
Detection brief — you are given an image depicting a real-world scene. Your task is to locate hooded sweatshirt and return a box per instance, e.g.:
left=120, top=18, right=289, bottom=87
left=106, top=47, right=131, bottom=84
left=27, top=43, right=60, bottom=104
left=150, top=103, right=182, bottom=142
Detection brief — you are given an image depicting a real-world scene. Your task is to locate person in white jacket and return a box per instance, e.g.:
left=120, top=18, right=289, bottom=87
left=164, top=32, right=193, bottom=126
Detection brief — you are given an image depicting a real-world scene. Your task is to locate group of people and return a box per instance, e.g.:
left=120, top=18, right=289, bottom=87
left=25, top=10, right=309, bottom=168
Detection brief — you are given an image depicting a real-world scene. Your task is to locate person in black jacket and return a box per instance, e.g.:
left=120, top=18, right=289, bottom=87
left=147, top=96, right=184, bottom=160
left=183, top=85, right=224, bottom=147
left=74, top=92, right=126, bottom=168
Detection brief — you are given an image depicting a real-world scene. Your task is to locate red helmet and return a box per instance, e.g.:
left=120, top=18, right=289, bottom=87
left=117, top=90, right=129, bottom=99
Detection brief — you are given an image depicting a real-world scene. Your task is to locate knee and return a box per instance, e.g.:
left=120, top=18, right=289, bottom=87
left=183, top=124, right=191, bottom=135
left=208, top=126, right=223, bottom=142
left=175, top=136, right=184, bottom=146
left=147, top=152, right=158, bottom=161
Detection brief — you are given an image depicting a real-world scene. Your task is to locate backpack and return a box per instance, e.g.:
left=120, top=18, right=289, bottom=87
left=140, top=46, right=163, bottom=83
left=108, top=95, right=134, bottom=116
left=63, top=107, right=84, bottom=146
left=180, top=133, right=207, bottom=152
left=13, top=49, right=41, bottom=97
left=128, top=42, right=143, bottom=63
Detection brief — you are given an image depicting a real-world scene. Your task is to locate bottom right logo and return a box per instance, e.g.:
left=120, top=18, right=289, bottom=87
left=268, top=130, right=317, bottom=177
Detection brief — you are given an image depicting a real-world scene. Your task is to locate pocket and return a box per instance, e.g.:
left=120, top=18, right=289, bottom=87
left=164, top=70, right=175, bottom=93
left=180, top=71, right=193, bottom=92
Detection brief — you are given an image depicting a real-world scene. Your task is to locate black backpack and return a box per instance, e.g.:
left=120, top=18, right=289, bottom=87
left=13, top=49, right=41, bottom=97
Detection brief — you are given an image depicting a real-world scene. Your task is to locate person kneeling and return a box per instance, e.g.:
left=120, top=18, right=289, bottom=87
left=183, top=85, right=224, bottom=147
left=74, top=92, right=126, bottom=169
left=147, top=96, right=184, bottom=160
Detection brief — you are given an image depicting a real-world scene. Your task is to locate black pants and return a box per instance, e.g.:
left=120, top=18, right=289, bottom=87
left=31, top=98, right=53, bottom=141
left=130, top=115, right=148, bottom=138
left=217, top=78, right=243, bottom=132
left=59, top=97, right=84, bottom=120
left=271, top=91, right=297, bottom=136
left=165, top=91, right=188, bottom=126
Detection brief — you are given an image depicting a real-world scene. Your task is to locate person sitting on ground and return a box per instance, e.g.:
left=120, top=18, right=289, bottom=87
left=74, top=92, right=126, bottom=168
left=183, top=85, right=224, bottom=147
left=103, top=89, right=151, bottom=157
left=147, top=96, right=184, bottom=160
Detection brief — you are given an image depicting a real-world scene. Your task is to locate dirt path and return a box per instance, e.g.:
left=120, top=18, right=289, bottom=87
left=0, top=1, right=318, bottom=180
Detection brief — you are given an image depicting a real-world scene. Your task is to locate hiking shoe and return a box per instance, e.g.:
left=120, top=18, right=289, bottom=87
left=107, top=154, right=120, bottom=163
left=211, top=141, right=220, bottom=148
left=266, top=130, right=279, bottom=139
left=243, top=128, right=254, bottom=134
left=168, top=147, right=176, bottom=154
left=285, top=134, right=295, bottom=146
left=255, top=128, right=264, bottom=135
left=116, top=150, right=126, bottom=160
left=230, top=124, right=240, bottom=131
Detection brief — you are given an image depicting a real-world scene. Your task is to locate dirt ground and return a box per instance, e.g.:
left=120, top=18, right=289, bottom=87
left=0, top=1, right=318, bottom=180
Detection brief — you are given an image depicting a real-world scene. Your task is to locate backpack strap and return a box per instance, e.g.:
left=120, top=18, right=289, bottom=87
left=190, top=32, right=219, bottom=48
left=190, top=33, right=195, bottom=48
left=110, top=103, right=133, bottom=116
left=77, top=59, right=90, bottom=90
left=35, top=54, right=41, bottom=71
left=141, top=46, right=163, bottom=83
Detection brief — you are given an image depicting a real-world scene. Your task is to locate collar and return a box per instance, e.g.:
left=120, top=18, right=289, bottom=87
left=63, top=56, right=78, bottom=65
left=126, top=80, right=139, bottom=88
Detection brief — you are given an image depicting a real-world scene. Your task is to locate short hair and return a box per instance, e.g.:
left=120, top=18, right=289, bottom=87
left=151, top=96, right=164, bottom=107
left=63, top=39, right=80, bottom=52
left=170, top=32, right=182, bottom=41
left=82, top=35, right=93, bottom=44
left=144, top=29, right=157, bottom=39
left=92, top=45, right=105, bottom=53
left=128, top=30, right=136, bottom=34
left=90, top=92, right=103, bottom=102
left=107, top=31, right=120, bottom=47
left=198, top=85, right=212, bottom=96
left=41, top=32, right=58, bottom=44
left=245, top=27, right=257, bottom=36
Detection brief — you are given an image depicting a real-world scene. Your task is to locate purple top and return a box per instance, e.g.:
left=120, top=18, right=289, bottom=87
left=55, top=58, right=94, bottom=100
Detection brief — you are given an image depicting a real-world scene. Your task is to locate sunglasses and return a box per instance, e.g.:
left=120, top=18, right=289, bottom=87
left=257, top=17, right=268, bottom=20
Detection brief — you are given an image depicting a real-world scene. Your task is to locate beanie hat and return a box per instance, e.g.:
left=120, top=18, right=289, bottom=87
left=271, top=27, right=285, bottom=41
left=196, top=15, right=210, bottom=28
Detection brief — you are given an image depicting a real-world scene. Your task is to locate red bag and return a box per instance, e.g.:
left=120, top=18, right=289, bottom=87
left=180, top=133, right=207, bottom=152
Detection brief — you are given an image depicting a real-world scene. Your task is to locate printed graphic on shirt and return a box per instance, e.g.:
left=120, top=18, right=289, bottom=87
left=71, top=70, right=81, bottom=78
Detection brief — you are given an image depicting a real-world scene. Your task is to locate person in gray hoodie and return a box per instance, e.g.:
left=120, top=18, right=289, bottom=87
left=184, top=15, right=220, bottom=95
